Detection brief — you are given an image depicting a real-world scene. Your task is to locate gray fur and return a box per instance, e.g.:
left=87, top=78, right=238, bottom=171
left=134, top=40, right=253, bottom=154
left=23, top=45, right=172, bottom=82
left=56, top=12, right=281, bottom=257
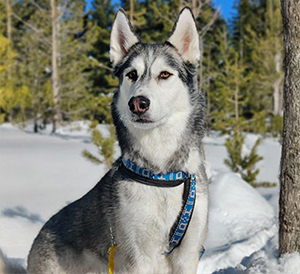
left=27, top=7, right=208, bottom=274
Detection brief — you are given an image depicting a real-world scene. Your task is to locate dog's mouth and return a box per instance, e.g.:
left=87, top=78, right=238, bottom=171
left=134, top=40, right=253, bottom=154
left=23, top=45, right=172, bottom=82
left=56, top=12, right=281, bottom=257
left=134, top=117, right=153, bottom=124
left=124, top=106, right=168, bottom=128
left=130, top=113, right=154, bottom=124
left=128, top=114, right=168, bottom=129
left=128, top=113, right=166, bottom=129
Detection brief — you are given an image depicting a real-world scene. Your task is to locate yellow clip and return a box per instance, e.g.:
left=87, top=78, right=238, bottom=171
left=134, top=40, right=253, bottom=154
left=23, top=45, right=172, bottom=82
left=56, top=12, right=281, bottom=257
left=108, top=244, right=117, bottom=274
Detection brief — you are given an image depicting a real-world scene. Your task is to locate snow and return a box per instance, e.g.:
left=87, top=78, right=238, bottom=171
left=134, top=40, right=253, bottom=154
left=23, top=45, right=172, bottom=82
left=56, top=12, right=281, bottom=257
left=198, top=172, right=277, bottom=274
left=0, top=123, right=299, bottom=273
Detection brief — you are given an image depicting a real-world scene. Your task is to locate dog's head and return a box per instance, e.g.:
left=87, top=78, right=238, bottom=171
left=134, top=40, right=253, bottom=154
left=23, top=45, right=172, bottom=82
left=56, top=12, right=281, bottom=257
left=110, top=7, right=200, bottom=131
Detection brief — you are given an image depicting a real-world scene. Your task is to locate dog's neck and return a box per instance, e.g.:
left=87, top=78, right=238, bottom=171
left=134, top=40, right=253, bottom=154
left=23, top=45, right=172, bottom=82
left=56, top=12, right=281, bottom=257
left=121, top=118, right=202, bottom=174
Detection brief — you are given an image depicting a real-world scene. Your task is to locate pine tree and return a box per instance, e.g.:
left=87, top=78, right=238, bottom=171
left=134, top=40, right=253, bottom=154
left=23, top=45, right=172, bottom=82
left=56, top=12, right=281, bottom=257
left=193, top=0, right=224, bottom=91
left=210, top=26, right=249, bottom=133
left=224, top=130, right=263, bottom=186
left=0, top=0, right=51, bottom=126
left=9, top=0, right=97, bottom=131
left=231, top=0, right=266, bottom=64
left=195, top=4, right=226, bottom=130
left=88, top=0, right=117, bottom=123
left=121, top=0, right=146, bottom=28
left=82, top=122, right=116, bottom=169
left=0, top=31, right=32, bottom=124
left=0, top=1, right=5, bottom=35
left=138, top=0, right=180, bottom=43
left=240, top=137, right=263, bottom=186
left=50, top=0, right=97, bottom=130
left=245, top=0, right=283, bottom=133
left=224, top=131, right=244, bottom=173
left=0, top=34, right=16, bottom=122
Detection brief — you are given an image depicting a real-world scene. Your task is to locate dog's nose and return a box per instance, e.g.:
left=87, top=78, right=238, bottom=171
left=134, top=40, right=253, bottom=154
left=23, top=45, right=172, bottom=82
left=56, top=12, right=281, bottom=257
left=128, top=96, right=150, bottom=115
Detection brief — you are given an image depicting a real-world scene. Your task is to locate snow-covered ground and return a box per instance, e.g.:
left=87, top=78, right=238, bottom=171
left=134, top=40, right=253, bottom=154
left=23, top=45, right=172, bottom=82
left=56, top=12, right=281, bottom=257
left=0, top=122, right=299, bottom=273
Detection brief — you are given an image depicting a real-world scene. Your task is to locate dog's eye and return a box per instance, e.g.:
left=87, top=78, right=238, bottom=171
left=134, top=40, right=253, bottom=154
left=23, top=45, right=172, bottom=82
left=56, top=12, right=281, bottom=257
left=159, top=71, right=172, bottom=80
left=126, top=70, right=138, bottom=81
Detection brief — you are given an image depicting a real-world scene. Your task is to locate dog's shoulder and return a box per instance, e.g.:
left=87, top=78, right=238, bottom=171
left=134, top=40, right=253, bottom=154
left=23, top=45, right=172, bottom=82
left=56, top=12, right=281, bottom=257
left=38, top=159, right=123, bottom=237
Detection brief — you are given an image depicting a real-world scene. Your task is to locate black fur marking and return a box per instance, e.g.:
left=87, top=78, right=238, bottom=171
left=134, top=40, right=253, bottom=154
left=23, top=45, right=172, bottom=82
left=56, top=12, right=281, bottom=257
left=113, top=43, right=144, bottom=78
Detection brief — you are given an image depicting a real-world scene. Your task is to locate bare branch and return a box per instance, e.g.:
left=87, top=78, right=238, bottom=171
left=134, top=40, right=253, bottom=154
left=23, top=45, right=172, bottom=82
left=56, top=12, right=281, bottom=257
left=57, top=0, right=70, bottom=22
left=61, top=107, right=86, bottom=116
left=28, top=0, right=51, bottom=24
left=29, top=0, right=46, bottom=14
left=89, top=56, right=113, bottom=72
left=199, top=7, right=220, bottom=38
left=60, top=77, right=85, bottom=89
left=151, top=5, right=174, bottom=25
left=182, top=0, right=210, bottom=18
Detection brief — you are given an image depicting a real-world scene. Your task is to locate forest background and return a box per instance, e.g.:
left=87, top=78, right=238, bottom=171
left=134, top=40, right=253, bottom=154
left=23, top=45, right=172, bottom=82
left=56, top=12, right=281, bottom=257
left=0, top=0, right=283, bottom=141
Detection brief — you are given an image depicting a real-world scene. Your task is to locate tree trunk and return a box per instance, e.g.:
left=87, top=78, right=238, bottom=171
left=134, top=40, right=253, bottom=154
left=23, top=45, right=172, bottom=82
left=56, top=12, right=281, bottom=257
left=234, top=56, right=239, bottom=122
left=205, top=44, right=212, bottom=133
left=6, top=0, right=12, bottom=79
left=50, top=0, right=61, bottom=132
left=129, top=0, right=134, bottom=24
left=273, top=74, right=284, bottom=116
left=273, top=52, right=283, bottom=115
left=198, top=39, right=204, bottom=91
left=5, top=0, right=12, bottom=42
left=279, top=0, right=300, bottom=256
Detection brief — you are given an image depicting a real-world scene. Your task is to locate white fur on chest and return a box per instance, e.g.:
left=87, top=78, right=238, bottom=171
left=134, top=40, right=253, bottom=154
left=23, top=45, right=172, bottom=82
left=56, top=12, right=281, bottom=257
left=116, top=180, right=183, bottom=266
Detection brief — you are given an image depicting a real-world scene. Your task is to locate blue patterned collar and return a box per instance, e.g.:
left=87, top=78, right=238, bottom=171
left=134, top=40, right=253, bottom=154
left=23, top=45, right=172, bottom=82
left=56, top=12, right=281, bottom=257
left=122, top=158, right=190, bottom=182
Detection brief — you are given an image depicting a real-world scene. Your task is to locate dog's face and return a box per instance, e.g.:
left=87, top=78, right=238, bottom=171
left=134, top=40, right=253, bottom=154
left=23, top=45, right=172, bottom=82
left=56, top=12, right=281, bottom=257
left=114, top=44, right=192, bottom=130
left=110, top=8, right=200, bottom=131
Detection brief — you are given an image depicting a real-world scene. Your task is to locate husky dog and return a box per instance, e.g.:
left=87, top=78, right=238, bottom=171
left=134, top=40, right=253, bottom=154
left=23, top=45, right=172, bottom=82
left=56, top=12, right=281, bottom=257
left=27, top=7, right=208, bottom=274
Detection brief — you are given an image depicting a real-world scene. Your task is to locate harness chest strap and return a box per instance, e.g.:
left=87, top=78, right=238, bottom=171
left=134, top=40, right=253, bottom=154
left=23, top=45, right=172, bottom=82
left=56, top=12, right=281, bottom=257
left=165, top=174, right=196, bottom=254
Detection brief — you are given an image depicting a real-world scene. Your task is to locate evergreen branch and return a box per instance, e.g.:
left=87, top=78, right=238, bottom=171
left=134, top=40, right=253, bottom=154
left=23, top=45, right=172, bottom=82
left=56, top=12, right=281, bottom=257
left=252, top=182, right=277, bottom=188
left=92, top=129, right=104, bottom=147
left=12, top=13, right=51, bottom=47
left=82, top=150, right=102, bottom=165
left=150, top=5, right=174, bottom=25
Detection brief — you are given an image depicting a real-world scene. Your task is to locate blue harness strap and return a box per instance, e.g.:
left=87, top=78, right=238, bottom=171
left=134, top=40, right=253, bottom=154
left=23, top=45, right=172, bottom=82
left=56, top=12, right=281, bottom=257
left=119, top=158, right=197, bottom=254
left=165, top=174, right=196, bottom=254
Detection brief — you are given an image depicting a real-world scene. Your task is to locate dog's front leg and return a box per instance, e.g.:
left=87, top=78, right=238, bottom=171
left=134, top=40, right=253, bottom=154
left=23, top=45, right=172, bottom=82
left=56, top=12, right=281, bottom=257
left=127, top=256, right=162, bottom=274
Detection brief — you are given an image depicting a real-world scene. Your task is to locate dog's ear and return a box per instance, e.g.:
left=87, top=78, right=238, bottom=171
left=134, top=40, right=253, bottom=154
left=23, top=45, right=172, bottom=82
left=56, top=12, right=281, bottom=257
left=110, top=9, right=139, bottom=67
left=167, top=7, right=200, bottom=65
